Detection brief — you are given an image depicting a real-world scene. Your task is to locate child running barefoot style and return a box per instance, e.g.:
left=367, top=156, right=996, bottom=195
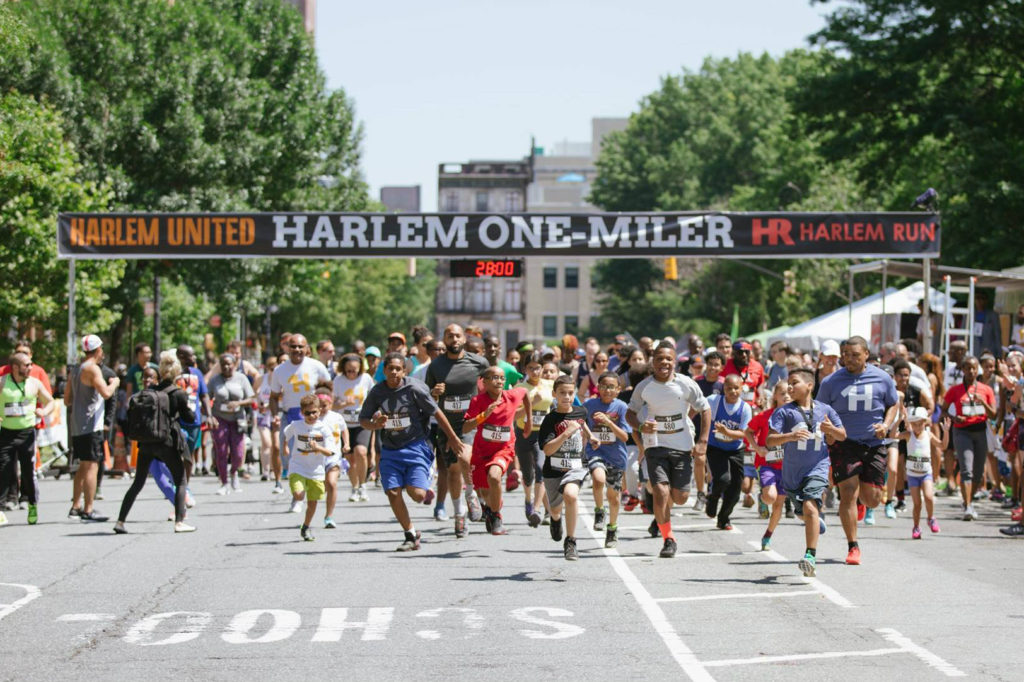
left=282, top=394, right=334, bottom=542
left=541, top=375, right=600, bottom=561
left=767, top=369, right=846, bottom=577
left=896, top=407, right=949, bottom=538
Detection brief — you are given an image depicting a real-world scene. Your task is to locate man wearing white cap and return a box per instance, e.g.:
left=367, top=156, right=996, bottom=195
left=813, top=340, right=841, bottom=398
left=64, top=335, right=119, bottom=522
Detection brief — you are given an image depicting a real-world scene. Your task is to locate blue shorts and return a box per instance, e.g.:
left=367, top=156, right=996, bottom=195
left=181, top=425, right=202, bottom=452
left=787, top=475, right=829, bottom=510
left=743, top=464, right=758, bottom=479
left=380, top=439, right=434, bottom=491
left=758, top=466, right=785, bottom=495
left=907, top=472, right=933, bottom=487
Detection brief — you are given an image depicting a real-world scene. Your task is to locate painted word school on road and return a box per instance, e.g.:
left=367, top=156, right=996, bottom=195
left=57, top=211, right=940, bottom=259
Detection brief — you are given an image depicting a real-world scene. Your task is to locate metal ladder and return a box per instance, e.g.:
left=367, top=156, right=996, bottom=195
left=941, top=274, right=975, bottom=361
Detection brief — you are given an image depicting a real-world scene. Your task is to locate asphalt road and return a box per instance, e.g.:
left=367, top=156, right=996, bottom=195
left=2, top=472, right=1022, bottom=681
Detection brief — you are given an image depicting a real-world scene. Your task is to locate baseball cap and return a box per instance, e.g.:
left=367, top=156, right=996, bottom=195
left=538, top=345, right=555, bottom=359
left=82, top=334, right=103, bottom=352
left=365, top=346, right=381, bottom=358
left=820, top=339, right=841, bottom=357
left=908, top=406, right=930, bottom=422
left=732, top=340, right=752, bottom=352
left=388, top=332, right=406, bottom=344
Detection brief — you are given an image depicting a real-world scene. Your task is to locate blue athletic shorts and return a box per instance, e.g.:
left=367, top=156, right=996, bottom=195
left=379, top=439, right=433, bottom=491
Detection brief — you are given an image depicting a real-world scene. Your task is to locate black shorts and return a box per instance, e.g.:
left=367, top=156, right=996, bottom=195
left=71, top=430, right=106, bottom=463
left=645, top=447, right=693, bottom=491
left=346, top=425, right=371, bottom=449
left=434, top=422, right=473, bottom=467
left=829, top=440, right=886, bottom=489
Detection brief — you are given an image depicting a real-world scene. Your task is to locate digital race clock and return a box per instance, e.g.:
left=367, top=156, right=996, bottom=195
left=449, top=259, right=523, bottom=278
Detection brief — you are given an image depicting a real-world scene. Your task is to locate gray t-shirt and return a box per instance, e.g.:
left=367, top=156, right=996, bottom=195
left=424, top=352, right=489, bottom=427
left=359, top=376, right=439, bottom=452
left=208, top=372, right=255, bottom=422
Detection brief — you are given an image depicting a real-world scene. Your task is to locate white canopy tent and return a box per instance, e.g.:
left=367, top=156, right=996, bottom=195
left=768, top=281, right=947, bottom=353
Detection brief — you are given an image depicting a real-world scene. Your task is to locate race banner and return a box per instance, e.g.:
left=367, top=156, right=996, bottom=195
left=57, top=212, right=940, bottom=259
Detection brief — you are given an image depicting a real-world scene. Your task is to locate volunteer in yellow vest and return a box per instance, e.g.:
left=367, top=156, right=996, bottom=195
left=0, top=352, right=55, bottom=526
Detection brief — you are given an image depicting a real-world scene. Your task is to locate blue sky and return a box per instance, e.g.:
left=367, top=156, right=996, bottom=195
left=316, top=1, right=835, bottom=211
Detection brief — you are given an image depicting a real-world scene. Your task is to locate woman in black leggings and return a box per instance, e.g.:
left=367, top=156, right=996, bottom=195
left=114, top=352, right=196, bottom=534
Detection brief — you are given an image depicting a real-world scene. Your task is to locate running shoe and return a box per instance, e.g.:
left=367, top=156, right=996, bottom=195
left=563, top=536, right=579, bottom=561
left=647, top=517, right=659, bottom=538
left=894, top=499, right=907, bottom=512
left=845, top=546, right=861, bottom=565
left=324, top=517, right=336, bottom=529
left=705, top=495, right=720, bottom=519
left=466, top=493, right=483, bottom=522
left=174, top=521, right=197, bottom=533
left=541, top=511, right=551, bottom=526
left=1002, top=497, right=1019, bottom=509
left=550, top=516, right=563, bottom=542
left=605, top=526, right=618, bottom=548
left=185, top=490, right=196, bottom=508
left=623, top=495, right=640, bottom=512
left=260, top=474, right=269, bottom=482
left=799, top=553, right=816, bottom=577
left=422, top=489, right=435, bottom=506
left=928, top=517, right=941, bottom=533
left=27, top=504, right=37, bottom=525
left=659, top=537, right=677, bottom=558
left=348, top=488, right=360, bottom=502
left=962, top=505, right=974, bottom=521
left=819, top=517, right=827, bottom=535
left=526, top=504, right=541, bottom=528
left=785, top=500, right=795, bottom=519
left=864, top=508, right=875, bottom=526
left=758, top=501, right=769, bottom=519
left=0, top=511, right=8, bottom=526
left=912, top=526, right=922, bottom=539
left=999, top=523, right=1024, bottom=537
left=301, top=525, right=315, bottom=542
left=760, top=534, right=771, bottom=551
left=272, top=482, right=284, bottom=494
left=80, top=510, right=109, bottom=523
left=396, top=530, right=421, bottom=551
left=717, top=521, right=734, bottom=531
left=856, top=502, right=866, bottom=522
left=884, top=501, right=896, bottom=519
left=113, top=521, right=127, bottom=534
left=434, top=505, right=448, bottom=522
left=454, top=515, right=467, bottom=539
left=505, top=469, right=521, bottom=492
left=288, top=500, right=303, bottom=514
left=94, top=492, right=104, bottom=501
left=1011, top=507, right=1022, bottom=522
left=357, top=487, right=369, bottom=502
left=231, top=472, right=242, bottom=493
left=483, top=505, right=494, bottom=534
left=824, top=488, right=836, bottom=509
left=742, top=493, right=755, bottom=508
left=68, top=506, right=81, bottom=519
left=490, top=513, right=507, bottom=536
left=693, top=490, right=707, bottom=513
left=990, top=489, right=1006, bottom=503
left=593, top=507, right=607, bottom=531
left=970, top=505, right=979, bottom=520
left=216, top=484, right=229, bottom=496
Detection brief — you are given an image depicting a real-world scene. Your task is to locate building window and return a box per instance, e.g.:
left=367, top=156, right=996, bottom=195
left=444, top=192, right=459, bottom=211
left=503, top=281, right=522, bottom=312
left=443, top=279, right=463, bottom=310
left=565, top=266, right=579, bottom=289
left=475, top=191, right=489, bottom=212
left=564, top=315, right=579, bottom=334
left=505, top=192, right=522, bottom=212
left=471, top=279, right=493, bottom=312
left=542, top=315, right=558, bottom=338
left=543, top=267, right=557, bottom=289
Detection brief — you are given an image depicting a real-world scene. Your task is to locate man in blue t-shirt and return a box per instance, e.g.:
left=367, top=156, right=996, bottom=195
left=583, top=372, right=632, bottom=548
left=768, top=368, right=845, bottom=577
left=816, top=336, right=899, bottom=567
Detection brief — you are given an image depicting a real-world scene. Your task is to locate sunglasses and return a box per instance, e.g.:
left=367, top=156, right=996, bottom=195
left=289, top=344, right=305, bottom=349
left=485, top=375, right=506, bottom=381
left=303, top=410, right=319, bottom=416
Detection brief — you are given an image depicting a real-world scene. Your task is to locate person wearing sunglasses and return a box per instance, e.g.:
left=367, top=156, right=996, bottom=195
left=282, top=394, right=334, bottom=542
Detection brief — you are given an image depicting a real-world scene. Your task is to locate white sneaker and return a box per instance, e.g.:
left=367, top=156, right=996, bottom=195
left=174, top=521, right=197, bottom=533
left=963, top=505, right=973, bottom=521
left=230, top=472, right=242, bottom=493
left=289, top=499, right=304, bottom=513
left=272, top=482, right=284, bottom=494
left=348, top=488, right=360, bottom=502
left=358, top=487, right=369, bottom=502
left=970, top=504, right=979, bottom=520
left=216, top=484, right=229, bottom=496
left=0, top=511, right=8, bottom=526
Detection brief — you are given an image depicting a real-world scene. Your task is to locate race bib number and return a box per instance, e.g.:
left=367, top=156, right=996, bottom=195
left=342, top=408, right=360, bottom=425
left=531, top=412, right=546, bottom=426
left=444, top=395, right=470, bottom=412
left=593, top=426, right=616, bottom=444
left=4, top=402, right=28, bottom=417
left=765, top=447, right=784, bottom=463
left=743, top=451, right=755, bottom=466
left=972, top=321, right=984, bottom=337
left=481, top=424, right=511, bottom=443
left=550, top=457, right=583, bottom=470
left=908, top=457, right=930, bottom=474
left=962, top=404, right=984, bottom=417
left=655, top=414, right=684, bottom=432
left=385, top=415, right=411, bottom=430
left=741, top=388, right=755, bottom=402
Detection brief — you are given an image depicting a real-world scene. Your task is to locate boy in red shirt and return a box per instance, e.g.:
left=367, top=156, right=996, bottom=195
left=462, top=365, right=532, bottom=535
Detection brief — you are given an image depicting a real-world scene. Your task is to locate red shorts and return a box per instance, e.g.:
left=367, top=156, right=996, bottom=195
left=471, top=449, right=515, bottom=490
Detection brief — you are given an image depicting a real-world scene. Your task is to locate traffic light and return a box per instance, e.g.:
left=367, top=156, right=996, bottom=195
left=664, top=257, right=679, bottom=281
left=783, top=269, right=796, bottom=295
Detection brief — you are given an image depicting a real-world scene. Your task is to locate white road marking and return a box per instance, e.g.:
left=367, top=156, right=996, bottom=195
left=56, top=613, right=115, bottom=622
left=123, top=611, right=212, bottom=646
left=509, top=607, right=585, bottom=640
left=312, top=608, right=393, bottom=642
left=222, top=609, right=300, bottom=644
left=875, top=628, right=967, bottom=677
left=0, top=583, right=40, bottom=622
left=745, top=541, right=854, bottom=608
left=655, top=590, right=818, bottom=603
left=580, top=512, right=715, bottom=682
left=702, top=647, right=904, bottom=667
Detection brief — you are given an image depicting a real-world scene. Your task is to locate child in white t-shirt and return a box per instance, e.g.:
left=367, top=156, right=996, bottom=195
left=896, top=406, right=949, bottom=539
left=283, top=394, right=334, bottom=541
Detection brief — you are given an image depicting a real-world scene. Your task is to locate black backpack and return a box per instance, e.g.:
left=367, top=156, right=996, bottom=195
left=126, top=385, right=175, bottom=444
